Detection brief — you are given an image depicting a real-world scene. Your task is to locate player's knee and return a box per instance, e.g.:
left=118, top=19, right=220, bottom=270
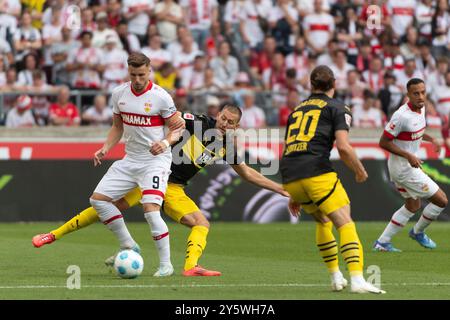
left=113, top=198, right=130, bottom=211
left=437, top=194, right=448, bottom=208
left=181, top=212, right=209, bottom=228
left=143, top=203, right=160, bottom=213
left=196, top=216, right=210, bottom=228
left=405, top=201, right=421, bottom=212
left=89, top=197, right=111, bottom=216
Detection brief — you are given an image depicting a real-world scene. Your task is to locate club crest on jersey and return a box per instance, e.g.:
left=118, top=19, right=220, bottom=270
left=390, top=123, right=396, bottom=130
left=183, top=113, right=194, bottom=120
left=144, top=102, right=151, bottom=113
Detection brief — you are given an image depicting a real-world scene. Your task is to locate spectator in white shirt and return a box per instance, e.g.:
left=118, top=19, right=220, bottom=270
left=425, top=100, right=443, bottom=130
left=180, top=53, right=207, bottom=91
left=239, top=0, right=272, bottom=51
left=42, top=8, right=62, bottom=78
left=141, top=34, right=172, bottom=71
left=180, top=0, right=218, bottom=50
left=394, top=59, right=424, bottom=91
left=330, top=49, right=354, bottom=95
left=122, top=0, right=154, bottom=43
left=387, top=0, right=416, bottom=39
left=415, top=40, right=436, bottom=77
left=172, top=33, right=201, bottom=73
left=82, top=94, right=113, bottom=126
left=427, top=56, right=448, bottom=96
left=66, top=31, right=105, bottom=89
left=5, top=94, right=36, bottom=128
left=102, top=35, right=129, bottom=92
left=240, top=90, right=266, bottom=129
left=17, top=53, right=46, bottom=86
left=92, top=11, right=120, bottom=49
left=415, top=0, right=434, bottom=40
left=154, top=0, right=184, bottom=45
left=362, top=56, right=384, bottom=95
left=296, top=0, right=329, bottom=17
left=352, top=89, right=384, bottom=128
left=13, top=11, right=42, bottom=62
left=344, top=69, right=367, bottom=109
left=433, top=71, right=450, bottom=117
left=209, top=41, right=239, bottom=89
left=303, top=0, right=334, bottom=55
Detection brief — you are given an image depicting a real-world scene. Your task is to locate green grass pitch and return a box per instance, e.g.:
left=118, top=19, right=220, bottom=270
left=0, top=222, right=449, bottom=300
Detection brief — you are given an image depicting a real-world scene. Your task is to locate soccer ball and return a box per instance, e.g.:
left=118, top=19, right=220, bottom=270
left=114, top=249, right=144, bottom=279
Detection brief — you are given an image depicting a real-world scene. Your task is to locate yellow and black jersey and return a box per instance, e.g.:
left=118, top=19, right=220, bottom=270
left=169, top=112, right=242, bottom=185
left=280, top=93, right=352, bottom=183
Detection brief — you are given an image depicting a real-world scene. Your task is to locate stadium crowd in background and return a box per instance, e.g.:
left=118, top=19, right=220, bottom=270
left=0, top=0, right=449, bottom=129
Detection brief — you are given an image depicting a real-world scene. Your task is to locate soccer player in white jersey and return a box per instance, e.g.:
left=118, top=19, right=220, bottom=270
left=373, top=78, right=448, bottom=252
left=90, top=52, right=185, bottom=276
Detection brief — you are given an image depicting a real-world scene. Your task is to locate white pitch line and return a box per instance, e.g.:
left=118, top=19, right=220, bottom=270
left=0, top=283, right=450, bottom=289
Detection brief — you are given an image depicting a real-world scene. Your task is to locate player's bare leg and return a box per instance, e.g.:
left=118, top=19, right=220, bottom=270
left=311, top=210, right=347, bottom=292
left=181, top=211, right=221, bottom=276
left=409, top=189, right=447, bottom=249
left=143, top=202, right=174, bottom=277
left=328, top=205, right=386, bottom=294
left=374, top=198, right=420, bottom=252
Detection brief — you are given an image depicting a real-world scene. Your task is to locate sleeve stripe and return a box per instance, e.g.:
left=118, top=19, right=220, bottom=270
left=163, top=111, right=177, bottom=119
left=383, top=130, right=395, bottom=139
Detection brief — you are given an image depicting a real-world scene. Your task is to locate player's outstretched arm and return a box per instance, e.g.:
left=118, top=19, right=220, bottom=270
left=335, top=130, right=368, bottom=183
left=379, top=133, right=423, bottom=168
left=230, top=163, right=289, bottom=197
left=94, top=114, right=124, bottom=166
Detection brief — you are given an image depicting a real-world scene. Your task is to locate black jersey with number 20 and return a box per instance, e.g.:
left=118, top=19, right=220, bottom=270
left=280, top=93, right=352, bottom=183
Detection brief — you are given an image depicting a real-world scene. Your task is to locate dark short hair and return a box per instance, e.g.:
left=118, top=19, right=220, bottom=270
left=286, top=68, right=297, bottom=79
left=79, top=31, right=93, bottom=39
left=127, top=52, right=151, bottom=68
left=406, top=78, right=425, bottom=91
left=310, top=65, right=335, bottom=92
left=220, top=103, right=242, bottom=120
left=363, top=89, right=375, bottom=99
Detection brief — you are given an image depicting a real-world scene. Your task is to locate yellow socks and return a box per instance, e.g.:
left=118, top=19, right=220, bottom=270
left=50, top=206, right=99, bottom=240
left=316, top=222, right=339, bottom=274
left=184, top=226, right=209, bottom=271
left=338, top=222, right=364, bottom=276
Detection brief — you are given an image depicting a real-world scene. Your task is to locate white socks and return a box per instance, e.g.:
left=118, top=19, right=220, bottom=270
left=378, top=205, right=415, bottom=243
left=90, top=198, right=136, bottom=249
left=413, top=203, right=444, bottom=234
left=144, top=211, right=171, bottom=266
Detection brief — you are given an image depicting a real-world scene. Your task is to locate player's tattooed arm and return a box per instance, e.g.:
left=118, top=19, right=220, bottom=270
left=94, top=114, right=124, bottom=166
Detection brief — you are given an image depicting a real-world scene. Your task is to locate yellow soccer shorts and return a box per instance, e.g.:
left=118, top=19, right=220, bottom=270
left=123, top=183, right=200, bottom=222
left=283, top=172, right=350, bottom=215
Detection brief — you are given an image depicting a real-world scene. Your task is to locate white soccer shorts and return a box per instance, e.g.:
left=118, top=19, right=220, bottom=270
left=93, top=157, right=170, bottom=206
left=392, top=168, right=439, bottom=200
